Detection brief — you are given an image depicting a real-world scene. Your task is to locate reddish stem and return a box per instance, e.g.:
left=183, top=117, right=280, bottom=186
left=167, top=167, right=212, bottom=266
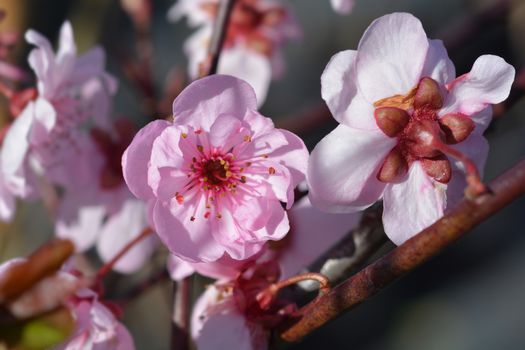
left=433, top=140, right=487, bottom=195
left=260, top=273, right=331, bottom=305
left=96, top=227, right=153, bottom=279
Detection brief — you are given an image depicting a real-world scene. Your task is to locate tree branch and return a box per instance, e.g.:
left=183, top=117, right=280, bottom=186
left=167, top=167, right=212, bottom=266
left=171, top=277, right=191, bottom=350
left=280, top=158, right=525, bottom=342
left=203, top=0, right=236, bottom=77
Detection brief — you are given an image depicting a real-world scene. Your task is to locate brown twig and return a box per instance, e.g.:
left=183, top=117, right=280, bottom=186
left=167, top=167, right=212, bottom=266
left=280, top=158, right=525, bottom=342
left=203, top=0, right=236, bottom=77
left=171, top=277, right=191, bottom=350
left=96, top=227, right=153, bottom=280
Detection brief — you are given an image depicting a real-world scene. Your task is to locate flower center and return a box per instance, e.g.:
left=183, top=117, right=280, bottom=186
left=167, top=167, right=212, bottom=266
left=374, top=77, right=475, bottom=184
left=200, top=157, right=232, bottom=186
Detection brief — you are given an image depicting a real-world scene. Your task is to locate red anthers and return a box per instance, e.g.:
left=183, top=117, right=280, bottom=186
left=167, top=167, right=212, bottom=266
left=374, top=77, right=478, bottom=185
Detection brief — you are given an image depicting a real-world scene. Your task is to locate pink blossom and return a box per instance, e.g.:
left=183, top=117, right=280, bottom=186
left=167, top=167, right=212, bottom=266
left=331, top=0, right=355, bottom=14
left=1, top=21, right=117, bottom=196
left=55, top=120, right=156, bottom=274
left=57, top=288, right=134, bottom=350
left=169, top=0, right=301, bottom=105
left=308, top=13, right=515, bottom=245
left=123, top=75, right=308, bottom=263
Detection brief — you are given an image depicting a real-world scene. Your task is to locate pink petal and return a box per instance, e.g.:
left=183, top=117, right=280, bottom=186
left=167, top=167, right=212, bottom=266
left=209, top=114, right=244, bottom=149
left=167, top=254, right=195, bottom=281
left=148, top=125, right=187, bottom=198
left=218, top=48, right=272, bottom=107
left=421, top=39, right=456, bottom=87
left=356, top=13, right=429, bottom=103
left=1, top=102, right=33, bottom=197
left=122, top=119, right=170, bottom=200
left=153, top=200, right=224, bottom=263
left=0, top=173, right=15, bottom=222
left=30, top=97, right=56, bottom=144
left=191, top=286, right=221, bottom=339
left=211, top=209, right=266, bottom=261
left=383, top=162, right=446, bottom=245
left=168, top=253, right=252, bottom=281
left=446, top=134, right=489, bottom=206
left=441, top=55, right=515, bottom=116
left=279, top=196, right=361, bottom=279
left=235, top=197, right=289, bottom=242
left=56, top=198, right=106, bottom=252
left=321, top=50, right=376, bottom=130
left=172, top=75, right=258, bottom=131
left=56, top=21, right=76, bottom=70
left=195, top=309, right=259, bottom=350
left=307, top=124, right=395, bottom=213
left=97, top=199, right=157, bottom=274
left=331, top=0, right=355, bottom=14
left=115, top=324, right=135, bottom=350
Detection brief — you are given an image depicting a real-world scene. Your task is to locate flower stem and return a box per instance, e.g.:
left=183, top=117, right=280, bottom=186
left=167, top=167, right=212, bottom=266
left=432, top=140, right=487, bottom=196
left=96, top=227, right=153, bottom=280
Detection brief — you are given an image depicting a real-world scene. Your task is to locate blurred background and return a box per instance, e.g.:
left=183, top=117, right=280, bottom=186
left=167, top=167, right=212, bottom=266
left=0, top=0, right=524, bottom=349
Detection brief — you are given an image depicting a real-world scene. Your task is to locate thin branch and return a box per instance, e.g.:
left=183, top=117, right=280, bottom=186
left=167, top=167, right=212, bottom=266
left=96, top=227, right=153, bottom=280
left=280, top=158, right=525, bottom=342
left=203, top=0, right=236, bottom=77
left=171, top=277, right=192, bottom=350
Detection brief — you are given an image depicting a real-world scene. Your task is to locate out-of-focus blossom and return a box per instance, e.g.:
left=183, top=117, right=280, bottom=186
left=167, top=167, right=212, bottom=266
left=330, top=0, right=354, bottom=14
left=0, top=257, right=135, bottom=349
left=55, top=120, right=156, bottom=274
left=123, top=75, right=308, bottom=262
left=1, top=21, right=117, bottom=197
left=308, top=13, right=515, bottom=245
left=58, top=288, right=134, bottom=350
left=169, top=0, right=301, bottom=105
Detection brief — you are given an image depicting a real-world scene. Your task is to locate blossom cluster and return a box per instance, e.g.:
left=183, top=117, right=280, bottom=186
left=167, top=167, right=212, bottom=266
left=0, top=2, right=516, bottom=350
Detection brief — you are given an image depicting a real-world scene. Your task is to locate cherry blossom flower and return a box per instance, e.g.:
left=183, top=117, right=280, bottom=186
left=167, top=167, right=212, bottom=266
left=58, top=288, right=135, bottom=350
left=1, top=21, right=117, bottom=197
left=168, top=0, right=301, bottom=105
left=55, top=120, right=156, bottom=274
left=123, top=75, right=308, bottom=262
left=0, top=259, right=134, bottom=349
left=331, top=0, right=355, bottom=14
left=308, top=12, right=515, bottom=245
